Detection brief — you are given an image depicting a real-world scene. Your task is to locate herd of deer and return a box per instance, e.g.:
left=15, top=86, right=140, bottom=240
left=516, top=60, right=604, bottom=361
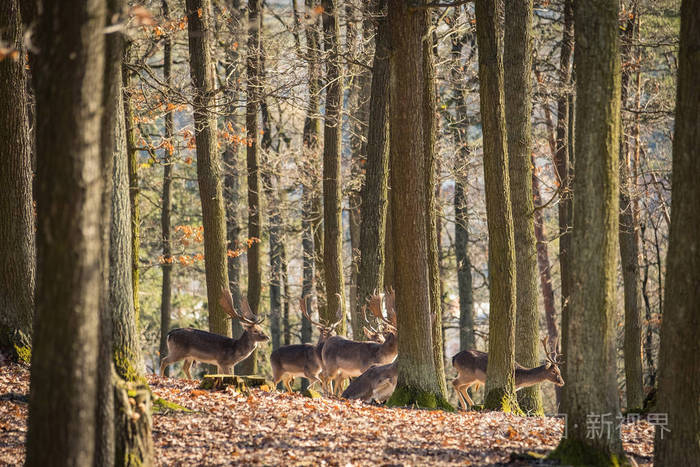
left=160, top=288, right=565, bottom=409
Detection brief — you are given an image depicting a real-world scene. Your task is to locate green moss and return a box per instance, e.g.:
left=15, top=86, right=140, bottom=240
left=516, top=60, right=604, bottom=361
left=301, top=388, right=321, bottom=399
left=114, top=348, right=146, bottom=384
left=152, top=397, right=191, bottom=414
left=386, top=385, right=454, bottom=411
left=13, top=343, right=31, bottom=365
left=516, top=386, right=544, bottom=416
left=549, top=438, right=630, bottom=466
left=483, top=387, right=524, bottom=415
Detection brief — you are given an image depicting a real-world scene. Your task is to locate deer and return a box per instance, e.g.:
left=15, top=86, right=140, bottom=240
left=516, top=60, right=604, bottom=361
left=159, top=288, right=269, bottom=379
left=321, top=288, right=397, bottom=396
left=451, top=337, right=565, bottom=410
left=341, top=361, right=397, bottom=403
left=269, top=296, right=341, bottom=392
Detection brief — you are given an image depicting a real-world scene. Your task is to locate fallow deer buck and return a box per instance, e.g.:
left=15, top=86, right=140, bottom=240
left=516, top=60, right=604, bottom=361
left=322, top=289, right=398, bottom=396
left=341, top=361, right=397, bottom=403
left=269, top=296, right=341, bottom=392
left=452, top=337, right=565, bottom=410
left=159, top=288, right=269, bottom=379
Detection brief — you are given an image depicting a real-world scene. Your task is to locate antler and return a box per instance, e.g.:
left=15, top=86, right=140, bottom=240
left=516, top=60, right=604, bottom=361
left=541, top=336, right=564, bottom=365
left=366, top=290, right=396, bottom=332
left=384, top=287, right=397, bottom=328
left=300, top=296, right=341, bottom=334
left=219, top=287, right=263, bottom=325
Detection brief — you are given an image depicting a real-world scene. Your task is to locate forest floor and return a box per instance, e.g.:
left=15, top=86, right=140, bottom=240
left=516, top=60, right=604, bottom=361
left=0, top=363, right=655, bottom=466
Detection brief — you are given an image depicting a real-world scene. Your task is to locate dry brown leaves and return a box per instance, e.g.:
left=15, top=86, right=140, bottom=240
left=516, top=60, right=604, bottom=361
left=0, top=364, right=654, bottom=465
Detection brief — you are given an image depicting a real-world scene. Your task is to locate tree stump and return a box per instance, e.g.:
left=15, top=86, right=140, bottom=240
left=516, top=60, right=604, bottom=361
left=199, top=374, right=272, bottom=392
left=114, top=378, right=154, bottom=467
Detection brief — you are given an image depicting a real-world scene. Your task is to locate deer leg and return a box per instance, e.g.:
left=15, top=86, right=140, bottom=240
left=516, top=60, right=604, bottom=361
left=452, top=378, right=467, bottom=410
left=283, top=377, right=294, bottom=393
left=182, top=359, right=193, bottom=379
left=460, top=384, right=476, bottom=408
left=333, top=375, right=345, bottom=397
left=304, top=367, right=322, bottom=391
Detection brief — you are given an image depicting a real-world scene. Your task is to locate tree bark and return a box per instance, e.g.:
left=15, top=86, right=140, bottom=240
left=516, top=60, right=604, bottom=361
left=555, top=0, right=575, bottom=414
left=321, top=0, right=346, bottom=333
left=125, top=46, right=140, bottom=323
left=654, top=0, right=700, bottom=463
left=474, top=0, right=519, bottom=413
left=110, top=49, right=141, bottom=383
left=551, top=0, right=626, bottom=461
left=187, top=0, right=231, bottom=341
left=356, top=0, right=389, bottom=338
left=423, top=14, right=448, bottom=399
left=26, top=1, right=106, bottom=465
left=504, top=0, right=542, bottom=415
left=0, top=0, right=35, bottom=358
left=385, top=0, right=448, bottom=410
left=301, top=0, right=322, bottom=350
left=449, top=28, right=475, bottom=352
left=618, top=9, right=644, bottom=412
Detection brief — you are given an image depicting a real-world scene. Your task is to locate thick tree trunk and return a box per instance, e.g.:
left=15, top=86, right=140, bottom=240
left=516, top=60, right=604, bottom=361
left=96, top=2, right=122, bottom=464
left=321, top=0, right=346, bottom=333
left=654, top=0, right=700, bottom=463
left=0, top=0, right=35, bottom=358
left=114, top=377, right=154, bottom=467
left=504, top=0, right=542, bottom=415
left=423, top=16, right=448, bottom=399
left=110, top=56, right=141, bottom=382
left=385, top=0, right=448, bottom=410
left=474, top=0, right=519, bottom=413
left=159, top=0, right=174, bottom=376
left=618, top=10, right=644, bottom=412
left=26, top=1, right=106, bottom=465
left=356, top=0, right=389, bottom=337
left=186, top=0, right=231, bottom=339
left=551, top=0, right=626, bottom=462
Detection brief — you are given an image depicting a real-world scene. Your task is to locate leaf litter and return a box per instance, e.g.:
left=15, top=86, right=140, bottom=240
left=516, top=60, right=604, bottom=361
left=0, top=364, right=654, bottom=465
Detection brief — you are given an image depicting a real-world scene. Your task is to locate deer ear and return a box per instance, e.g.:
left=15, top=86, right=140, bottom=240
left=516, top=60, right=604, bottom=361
left=545, top=361, right=552, bottom=369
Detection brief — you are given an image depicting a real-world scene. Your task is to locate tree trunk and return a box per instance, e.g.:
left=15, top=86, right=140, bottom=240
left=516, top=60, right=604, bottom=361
left=555, top=0, right=575, bottom=415
left=26, top=1, right=106, bottom=465
left=186, top=0, right=231, bottom=340
left=449, top=29, right=475, bottom=352
left=125, top=46, right=140, bottom=323
left=654, top=0, right=700, bottom=462
left=96, top=2, right=122, bottom=463
left=301, top=0, right=322, bottom=350
left=531, top=152, right=560, bottom=407
left=474, top=0, right=519, bottom=413
left=618, top=9, right=644, bottom=412
left=385, top=0, right=448, bottom=410
left=356, top=0, right=389, bottom=338
left=551, top=0, right=626, bottom=461
left=504, top=0, right=542, bottom=415
left=423, top=15, right=448, bottom=399
left=321, top=0, right=346, bottom=333
left=0, top=0, right=35, bottom=358
left=158, top=0, right=174, bottom=375
left=110, top=51, right=141, bottom=383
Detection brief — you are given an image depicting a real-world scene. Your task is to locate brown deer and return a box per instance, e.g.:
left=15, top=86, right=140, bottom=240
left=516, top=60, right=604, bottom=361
left=451, top=337, right=564, bottom=410
left=269, top=296, right=341, bottom=392
left=322, top=289, right=397, bottom=396
left=341, top=361, right=397, bottom=403
left=159, top=288, right=269, bottom=379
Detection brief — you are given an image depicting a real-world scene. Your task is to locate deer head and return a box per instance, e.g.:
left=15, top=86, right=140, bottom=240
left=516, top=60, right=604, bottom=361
left=541, top=336, right=565, bottom=386
left=219, top=288, right=269, bottom=343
